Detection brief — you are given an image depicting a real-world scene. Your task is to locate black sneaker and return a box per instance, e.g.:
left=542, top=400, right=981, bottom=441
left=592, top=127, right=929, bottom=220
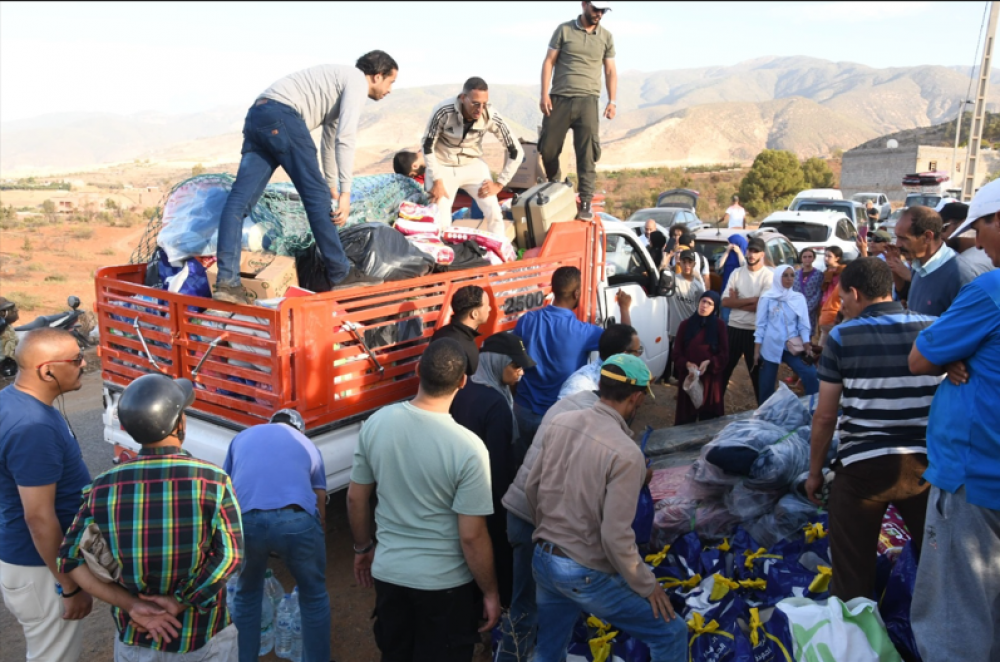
left=579, top=200, right=594, bottom=221
left=212, top=283, right=248, bottom=305
left=334, top=266, right=383, bottom=289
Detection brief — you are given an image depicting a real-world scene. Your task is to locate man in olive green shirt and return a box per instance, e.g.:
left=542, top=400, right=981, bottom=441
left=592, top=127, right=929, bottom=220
left=538, top=0, right=617, bottom=221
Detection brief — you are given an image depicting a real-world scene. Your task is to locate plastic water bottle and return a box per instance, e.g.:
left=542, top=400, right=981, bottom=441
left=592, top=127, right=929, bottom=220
left=259, top=592, right=275, bottom=655
left=290, top=587, right=303, bottom=662
left=275, top=595, right=294, bottom=659
left=264, top=569, right=283, bottom=613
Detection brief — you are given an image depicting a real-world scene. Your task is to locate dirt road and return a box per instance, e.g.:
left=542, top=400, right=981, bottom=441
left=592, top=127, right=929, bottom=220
left=0, top=350, right=772, bottom=661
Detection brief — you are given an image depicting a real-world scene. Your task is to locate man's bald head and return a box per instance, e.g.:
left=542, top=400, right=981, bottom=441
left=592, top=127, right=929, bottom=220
left=15, top=328, right=78, bottom=370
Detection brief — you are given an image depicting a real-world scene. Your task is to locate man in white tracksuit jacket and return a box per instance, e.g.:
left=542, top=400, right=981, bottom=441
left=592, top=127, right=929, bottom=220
left=422, top=77, right=524, bottom=236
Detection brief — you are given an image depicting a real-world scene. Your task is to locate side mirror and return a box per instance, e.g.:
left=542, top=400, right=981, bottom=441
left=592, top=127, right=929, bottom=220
left=67, top=296, right=81, bottom=310
left=657, top=270, right=676, bottom=297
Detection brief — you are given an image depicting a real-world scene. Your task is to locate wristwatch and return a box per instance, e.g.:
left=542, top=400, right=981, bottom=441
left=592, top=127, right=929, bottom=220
left=353, top=539, right=376, bottom=555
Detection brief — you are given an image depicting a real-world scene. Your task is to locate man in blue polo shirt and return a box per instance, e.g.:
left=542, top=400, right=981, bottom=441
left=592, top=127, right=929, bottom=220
left=224, top=409, right=330, bottom=662
left=513, top=266, right=631, bottom=459
left=908, top=177, right=1000, bottom=662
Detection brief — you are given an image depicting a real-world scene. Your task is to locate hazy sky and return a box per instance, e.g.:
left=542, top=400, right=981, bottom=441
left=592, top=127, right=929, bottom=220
left=0, top=1, right=991, bottom=122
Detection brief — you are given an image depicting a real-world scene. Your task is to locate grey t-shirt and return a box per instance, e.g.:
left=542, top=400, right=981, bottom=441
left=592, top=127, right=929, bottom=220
left=259, top=64, right=368, bottom=193
left=350, top=401, right=493, bottom=591
left=548, top=19, right=615, bottom=98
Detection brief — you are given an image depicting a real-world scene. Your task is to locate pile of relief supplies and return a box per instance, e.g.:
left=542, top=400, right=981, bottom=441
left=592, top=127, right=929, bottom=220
left=148, top=173, right=519, bottom=302
left=522, top=385, right=922, bottom=662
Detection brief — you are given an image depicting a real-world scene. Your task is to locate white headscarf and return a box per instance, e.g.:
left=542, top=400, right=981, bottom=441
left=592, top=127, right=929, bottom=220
left=761, top=266, right=811, bottom=326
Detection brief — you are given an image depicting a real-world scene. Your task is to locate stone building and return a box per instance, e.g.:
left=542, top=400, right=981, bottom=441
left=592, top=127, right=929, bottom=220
left=841, top=143, right=1000, bottom=202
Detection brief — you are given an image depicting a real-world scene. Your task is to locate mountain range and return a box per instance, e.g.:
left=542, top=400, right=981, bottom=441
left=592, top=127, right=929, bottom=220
left=3, top=56, right=999, bottom=175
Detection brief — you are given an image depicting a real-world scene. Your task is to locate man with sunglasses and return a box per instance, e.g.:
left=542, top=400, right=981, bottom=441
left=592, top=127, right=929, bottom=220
left=422, top=76, right=524, bottom=236
left=538, top=0, right=616, bottom=221
left=0, top=328, right=92, bottom=661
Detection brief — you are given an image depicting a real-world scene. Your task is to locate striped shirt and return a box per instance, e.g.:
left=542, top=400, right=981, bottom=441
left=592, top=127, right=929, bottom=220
left=57, top=446, right=243, bottom=654
left=817, top=302, right=942, bottom=466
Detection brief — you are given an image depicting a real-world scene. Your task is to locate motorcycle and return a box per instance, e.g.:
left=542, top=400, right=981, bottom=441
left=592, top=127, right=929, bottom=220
left=14, top=296, right=92, bottom=350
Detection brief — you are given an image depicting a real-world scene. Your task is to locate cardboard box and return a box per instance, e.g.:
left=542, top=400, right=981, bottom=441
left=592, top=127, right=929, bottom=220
left=207, top=254, right=298, bottom=304
left=508, top=141, right=544, bottom=191
left=239, top=251, right=278, bottom=275
left=451, top=217, right=517, bottom=243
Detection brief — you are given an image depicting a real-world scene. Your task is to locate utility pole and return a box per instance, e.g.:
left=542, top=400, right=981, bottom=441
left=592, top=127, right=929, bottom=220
left=951, top=100, right=972, bottom=184
left=963, top=0, right=1000, bottom=201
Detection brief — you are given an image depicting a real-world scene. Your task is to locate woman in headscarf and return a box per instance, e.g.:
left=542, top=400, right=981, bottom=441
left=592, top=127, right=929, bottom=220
left=450, top=332, right=535, bottom=607
left=717, top=234, right=748, bottom=322
left=818, top=245, right=846, bottom=347
left=672, top=290, right=729, bottom=425
left=662, top=250, right=706, bottom=384
left=754, top=265, right=819, bottom=405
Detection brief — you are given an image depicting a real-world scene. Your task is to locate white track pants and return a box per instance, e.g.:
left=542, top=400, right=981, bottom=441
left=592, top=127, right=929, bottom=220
left=427, top=159, right=505, bottom=237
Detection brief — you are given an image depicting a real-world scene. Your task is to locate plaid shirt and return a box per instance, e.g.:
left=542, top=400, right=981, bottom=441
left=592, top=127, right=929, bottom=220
left=57, top=446, right=243, bottom=653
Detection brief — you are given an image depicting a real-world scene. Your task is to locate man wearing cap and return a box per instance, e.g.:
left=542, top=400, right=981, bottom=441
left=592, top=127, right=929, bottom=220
left=894, top=205, right=977, bottom=316
left=857, top=228, right=892, bottom=262
left=908, top=179, right=1000, bottom=662
left=526, top=354, right=686, bottom=661
left=0, top=329, right=92, bottom=661
left=558, top=323, right=640, bottom=400
left=538, top=0, right=617, bottom=221
left=224, top=410, right=330, bottom=662
left=939, top=201, right=995, bottom=278
left=451, top=332, right=536, bottom=607
left=57, top=373, right=243, bottom=659
left=721, top=236, right=773, bottom=401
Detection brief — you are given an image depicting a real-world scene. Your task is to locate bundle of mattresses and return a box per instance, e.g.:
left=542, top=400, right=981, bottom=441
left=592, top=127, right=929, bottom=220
left=394, top=201, right=517, bottom=265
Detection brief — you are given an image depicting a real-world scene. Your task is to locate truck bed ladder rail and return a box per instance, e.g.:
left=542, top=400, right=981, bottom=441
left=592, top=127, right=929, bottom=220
left=340, top=321, right=385, bottom=376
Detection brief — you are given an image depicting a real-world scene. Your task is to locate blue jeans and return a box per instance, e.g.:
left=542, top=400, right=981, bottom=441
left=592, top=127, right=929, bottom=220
left=234, top=509, right=330, bottom=662
left=216, top=100, right=350, bottom=289
left=758, top=350, right=819, bottom=405
left=531, top=545, right=687, bottom=662
left=497, top=512, right=537, bottom=662
left=513, top=401, right=545, bottom=466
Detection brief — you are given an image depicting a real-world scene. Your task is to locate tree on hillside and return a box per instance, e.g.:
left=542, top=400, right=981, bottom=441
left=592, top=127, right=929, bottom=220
left=738, top=150, right=805, bottom=218
left=191, top=164, right=206, bottom=176
left=42, top=199, right=57, bottom=224
left=801, top=157, right=835, bottom=188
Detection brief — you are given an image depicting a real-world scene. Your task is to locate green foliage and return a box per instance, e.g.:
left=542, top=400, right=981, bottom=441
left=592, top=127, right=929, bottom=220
left=21, top=236, right=33, bottom=252
left=99, top=247, right=116, bottom=256
left=191, top=163, right=206, bottom=176
left=27, top=262, right=45, bottom=272
left=5, top=291, right=42, bottom=311
left=44, top=273, right=67, bottom=282
left=70, top=227, right=94, bottom=240
left=801, top=157, right=836, bottom=188
left=0, top=203, right=17, bottom=229
left=105, top=198, right=119, bottom=211
left=0, top=180, right=70, bottom=192
left=738, top=150, right=805, bottom=218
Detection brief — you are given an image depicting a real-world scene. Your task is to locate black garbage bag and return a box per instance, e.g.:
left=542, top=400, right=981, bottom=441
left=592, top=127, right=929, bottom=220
left=438, top=240, right=492, bottom=271
left=340, top=223, right=434, bottom=281
left=296, top=244, right=332, bottom=292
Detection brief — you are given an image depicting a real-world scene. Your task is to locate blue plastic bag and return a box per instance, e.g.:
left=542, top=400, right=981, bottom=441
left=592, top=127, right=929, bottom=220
left=632, top=427, right=655, bottom=546
left=730, top=528, right=784, bottom=582
left=687, top=596, right=739, bottom=662
left=733, top=604, right=795, bottom=662
left=880, top=542, right=922, bottom=661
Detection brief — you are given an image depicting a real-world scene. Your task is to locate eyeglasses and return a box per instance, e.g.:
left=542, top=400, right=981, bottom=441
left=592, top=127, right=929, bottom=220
left=466, top=101, right=487, bottom=110
left=627, top=346, right=645, bottom=357
left=36, top=353, right=84, bottom=370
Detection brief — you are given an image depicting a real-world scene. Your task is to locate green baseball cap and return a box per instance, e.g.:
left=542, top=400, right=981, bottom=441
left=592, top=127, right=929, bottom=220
left=600, top=353, right=655, bottom=398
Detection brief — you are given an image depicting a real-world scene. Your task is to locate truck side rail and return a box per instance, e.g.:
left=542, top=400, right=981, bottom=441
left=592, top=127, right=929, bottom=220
left=96, top=219, right=603, bottom=431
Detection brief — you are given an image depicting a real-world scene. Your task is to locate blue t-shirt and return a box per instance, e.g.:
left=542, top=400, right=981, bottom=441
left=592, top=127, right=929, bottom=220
left=0, top=386, right=91, bottom=566
left=916, top=270, right=1000, bottom=510
left=223, top=423, right=327, bottom=515
left=513, top=305, right=603, bottom=415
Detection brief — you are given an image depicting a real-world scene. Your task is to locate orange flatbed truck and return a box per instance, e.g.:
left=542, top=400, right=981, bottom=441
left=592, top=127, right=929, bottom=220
left=96, top=217, right=674, bottom=491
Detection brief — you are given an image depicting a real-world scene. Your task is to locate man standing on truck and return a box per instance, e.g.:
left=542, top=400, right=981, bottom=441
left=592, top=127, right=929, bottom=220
left=432, top=284, right=491, bottom=375
left=224, top=409, right=330, bottom=662
left=513, top=266, right=632, bottom=457
left=57, top=373, right=243, bottom=660
left=526, top=354, right=687, bottom=661
left=213, top=51, right=399, bottom=305
left=721, top=236, right=772, bottom=402
left=538, top=0, right=617, bottom=221
left=422, top=77, right=524, bottom=235
left=0, top=329, right=92, bottom=662
left=722, top=195, right=746, bottom=229
left=347, top=338, right=500, bottom=662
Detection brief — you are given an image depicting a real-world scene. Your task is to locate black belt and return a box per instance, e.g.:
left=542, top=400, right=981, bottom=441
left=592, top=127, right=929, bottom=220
left=248, top=504, right=306, bottom=514
left=536, top=541, right=570, bottom=558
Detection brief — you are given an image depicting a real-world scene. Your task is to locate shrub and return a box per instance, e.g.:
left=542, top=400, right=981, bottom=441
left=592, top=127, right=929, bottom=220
left=70, top=227, right=94, bottom=240
left=5, top=291, right=42, bottom=311
left=99, top=247, right=116, bottom=256
left=45, top=273, right=68, bottom=282
left=27, top=262, right=45, bottom=272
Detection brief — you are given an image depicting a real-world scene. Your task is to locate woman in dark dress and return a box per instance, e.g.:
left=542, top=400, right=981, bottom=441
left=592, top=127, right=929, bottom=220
left=672, top=290, right=729, bottom=425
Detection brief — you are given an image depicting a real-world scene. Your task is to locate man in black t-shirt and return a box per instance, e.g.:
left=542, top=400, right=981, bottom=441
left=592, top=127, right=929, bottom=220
left=432, top=285, right=491, bottom=375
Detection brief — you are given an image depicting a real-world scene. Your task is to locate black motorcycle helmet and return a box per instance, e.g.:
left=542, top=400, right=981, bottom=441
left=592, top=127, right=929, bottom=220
left=118, top=374, right=195, bottom=444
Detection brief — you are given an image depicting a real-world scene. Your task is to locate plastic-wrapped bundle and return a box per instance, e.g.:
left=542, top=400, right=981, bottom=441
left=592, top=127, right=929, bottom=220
left=408, top=237, right=455, bottom=265
left=157, top=174, right=237, bottom=262
left=752, top=382, right=812, bottom=430
left=339, top=223, right=435, bottom=281
left=744, top=427, right=811, bottom=490
left=743, top=493, right=821, bottom=549
left=398, top=201, right=438, bottom=223
left=725, top=483, right=784, bottom=520
left=395, top=219, right=438, bottom=236
left=703, top=420, right=788, bottom=477
left=442, top=227, right=517, bottom=262
left=652, top=497, right=740, bottom=547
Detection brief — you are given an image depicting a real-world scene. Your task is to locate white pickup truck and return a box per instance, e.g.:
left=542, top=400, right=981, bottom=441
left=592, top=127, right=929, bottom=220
left=98, top=218, right=675, bottom=492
